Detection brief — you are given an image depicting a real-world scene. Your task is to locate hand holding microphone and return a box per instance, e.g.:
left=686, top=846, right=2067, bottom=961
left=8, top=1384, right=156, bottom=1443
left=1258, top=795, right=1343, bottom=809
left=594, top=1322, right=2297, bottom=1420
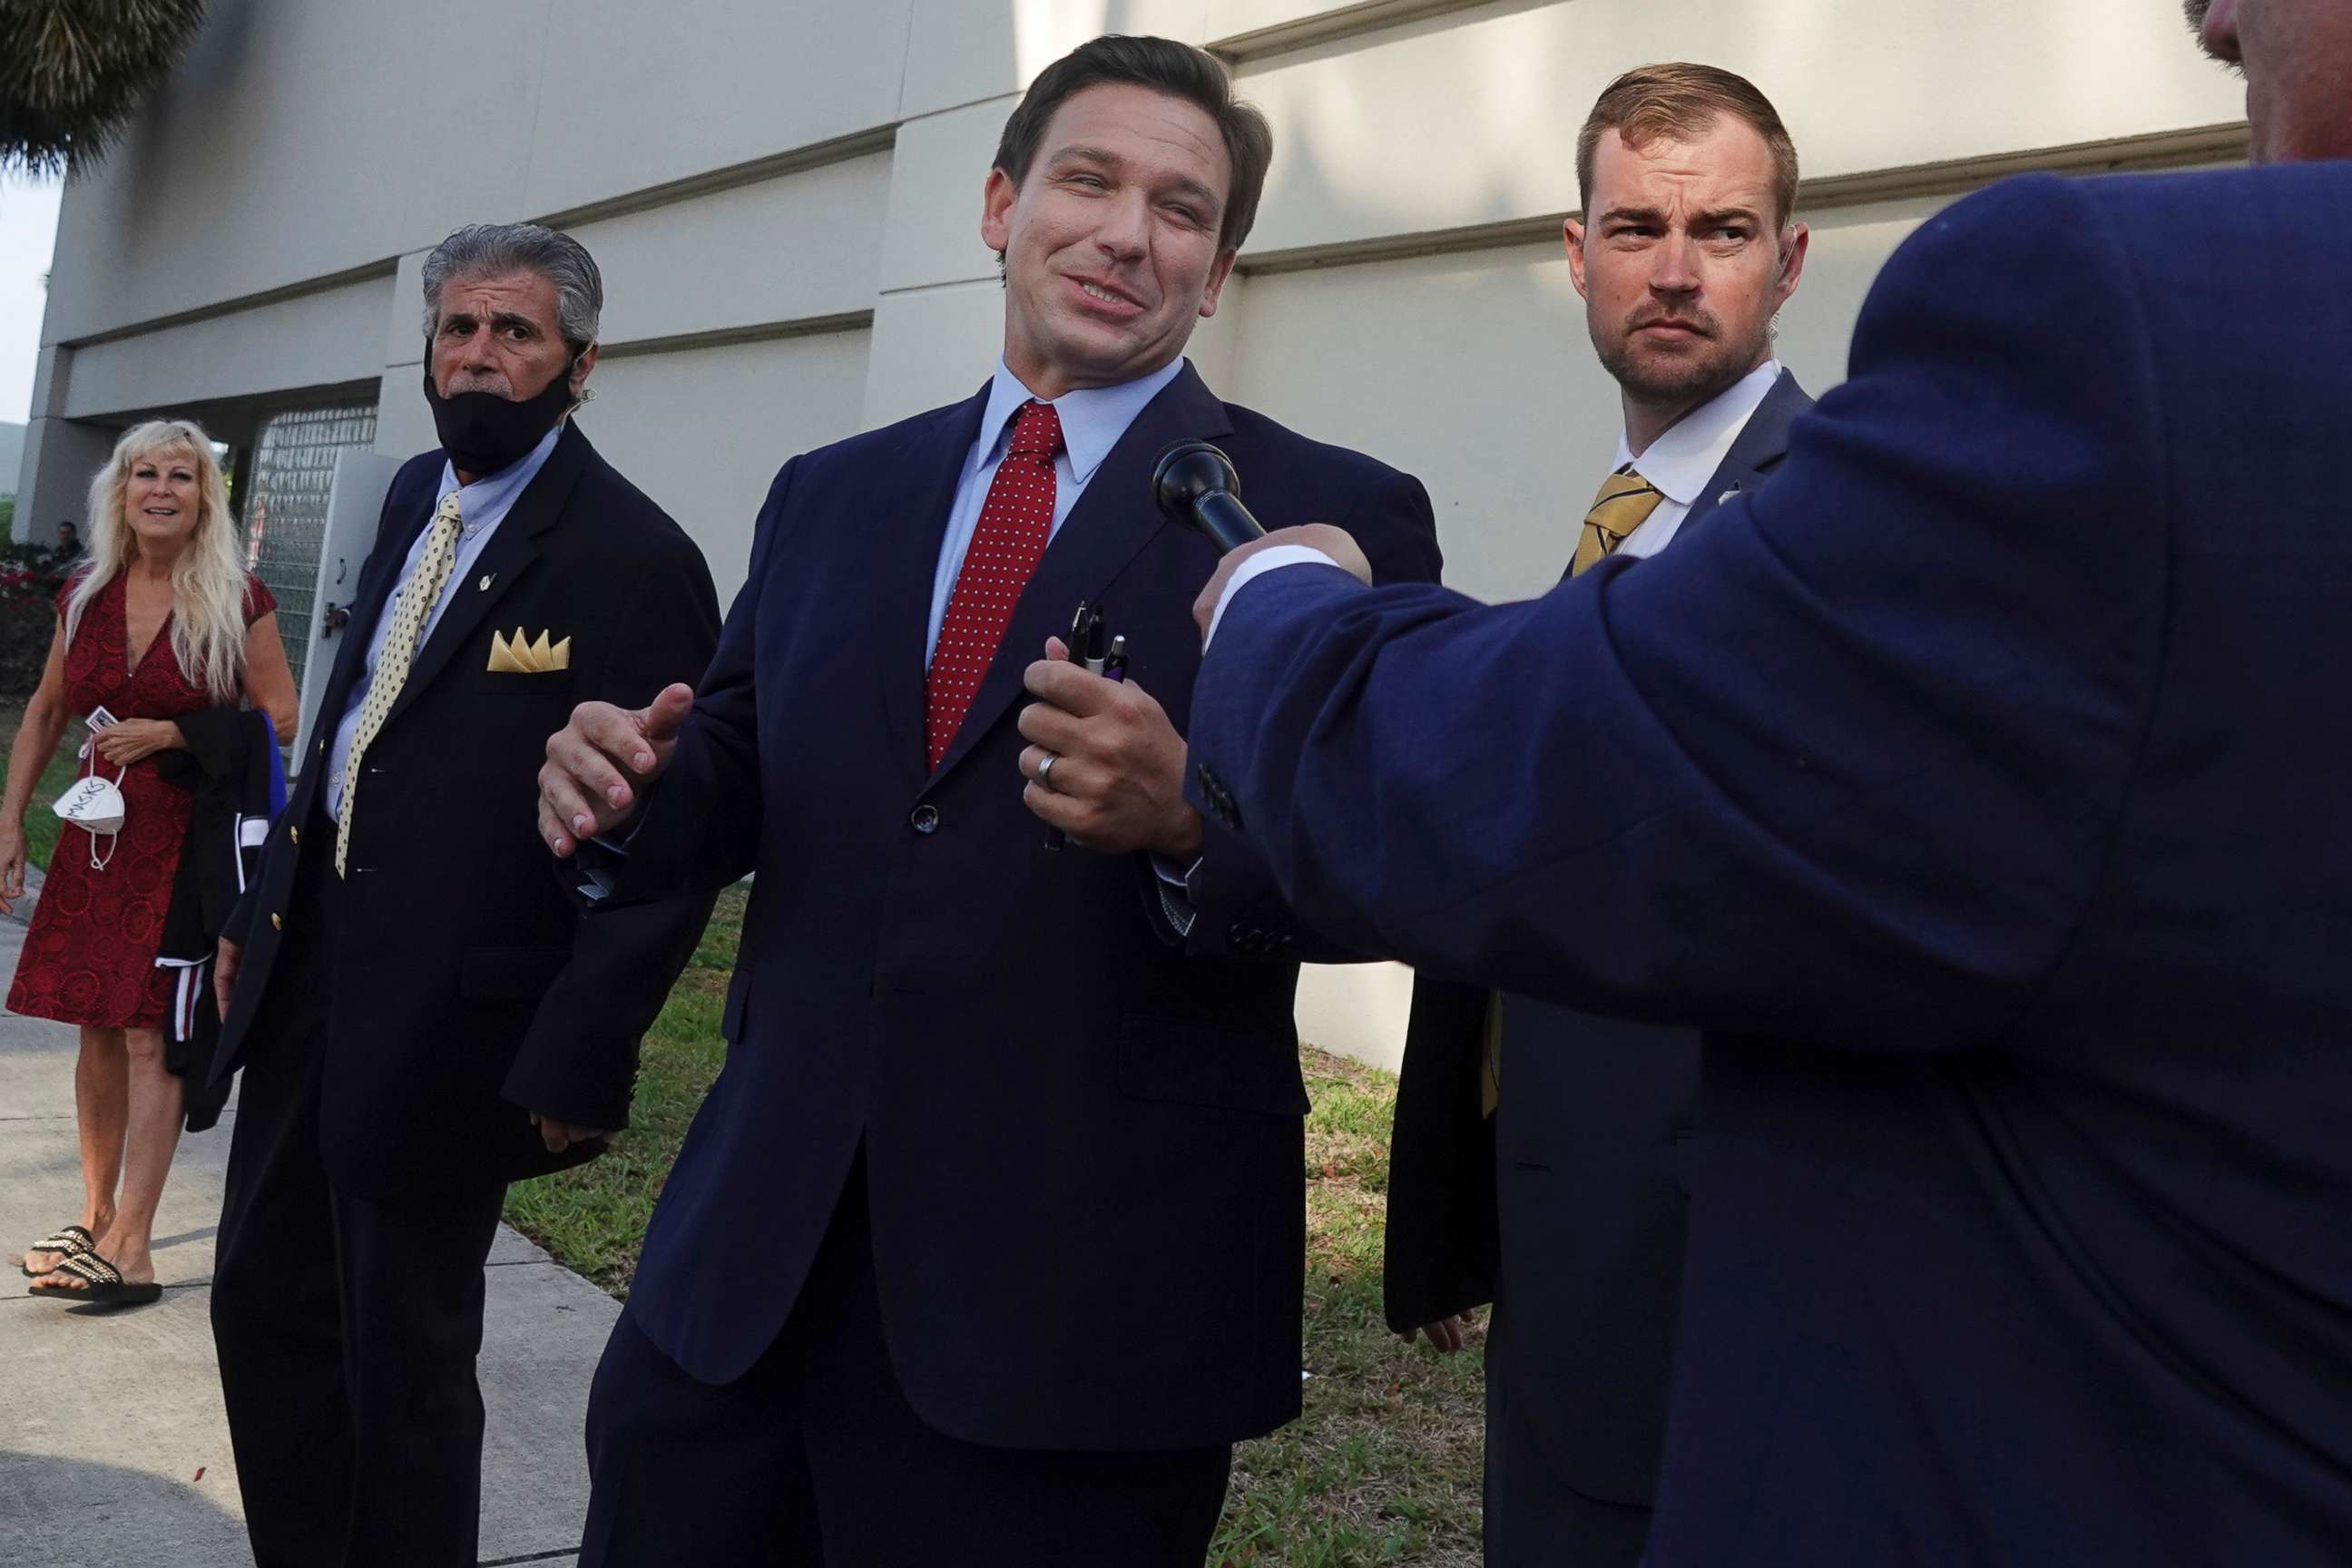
left=1154, top=441, right=1374, bottom=642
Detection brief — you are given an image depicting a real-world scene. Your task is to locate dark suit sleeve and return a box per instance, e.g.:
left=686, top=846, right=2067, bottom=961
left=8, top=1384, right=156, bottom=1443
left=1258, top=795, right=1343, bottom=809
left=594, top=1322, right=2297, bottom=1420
left=503, top=519, right=723, bottom=1131
left=584, top=458, right=796, bottom=906
left=1165, top=468, right=1445, bottom=963
left=1185, top=174, right=2170, bottom=1049
left=1380, top=975, right=1498, bottom=1330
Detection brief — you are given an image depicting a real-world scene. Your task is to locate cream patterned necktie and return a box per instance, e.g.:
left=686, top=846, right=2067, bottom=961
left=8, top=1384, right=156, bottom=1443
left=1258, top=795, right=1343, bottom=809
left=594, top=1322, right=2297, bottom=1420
left=335, top=491, right=464, bottom=876
left=1571, top=465, right=1667, bottom=577
left=1485, top=465, right=1672, bottom=1114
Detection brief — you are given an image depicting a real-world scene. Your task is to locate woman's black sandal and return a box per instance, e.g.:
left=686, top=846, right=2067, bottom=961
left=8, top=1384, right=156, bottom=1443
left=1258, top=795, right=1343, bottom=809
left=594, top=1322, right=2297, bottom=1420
left=28, top=1251, right=162, bottom=1307
left=19, top=1224, right=95, bottom=1277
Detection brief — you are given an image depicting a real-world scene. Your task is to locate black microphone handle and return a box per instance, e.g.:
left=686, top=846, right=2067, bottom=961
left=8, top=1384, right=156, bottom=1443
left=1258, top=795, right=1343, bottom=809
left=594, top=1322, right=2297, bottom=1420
left=1191, top=490, right=1268, bottom=553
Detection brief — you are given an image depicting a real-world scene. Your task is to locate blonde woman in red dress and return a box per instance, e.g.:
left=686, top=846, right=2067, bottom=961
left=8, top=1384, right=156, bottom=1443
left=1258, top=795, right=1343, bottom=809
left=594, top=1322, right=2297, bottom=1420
left=2, top=419, right=298, bottom=1307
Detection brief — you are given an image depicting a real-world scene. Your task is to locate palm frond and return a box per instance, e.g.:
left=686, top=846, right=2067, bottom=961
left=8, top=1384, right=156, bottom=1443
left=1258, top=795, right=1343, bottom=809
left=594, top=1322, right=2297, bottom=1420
left=0, top=0, right=209, bottom=178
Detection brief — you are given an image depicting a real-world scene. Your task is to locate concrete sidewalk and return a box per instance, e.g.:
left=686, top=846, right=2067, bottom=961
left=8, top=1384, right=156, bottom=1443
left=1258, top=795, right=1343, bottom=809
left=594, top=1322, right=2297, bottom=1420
left=0, top=899, right=621, bottom=1567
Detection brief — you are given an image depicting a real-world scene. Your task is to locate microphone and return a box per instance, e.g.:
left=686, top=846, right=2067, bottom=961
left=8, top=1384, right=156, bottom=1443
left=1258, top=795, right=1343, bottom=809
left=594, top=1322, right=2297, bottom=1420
left=1152, top=439, right=1267, bottom=552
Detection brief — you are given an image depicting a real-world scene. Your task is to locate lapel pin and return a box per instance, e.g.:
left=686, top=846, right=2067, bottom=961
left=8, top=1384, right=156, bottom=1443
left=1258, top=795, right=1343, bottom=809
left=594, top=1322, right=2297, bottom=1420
left=478, top=573, right=495, bottom=592
left=1718, top=488, right=1741, bottom=506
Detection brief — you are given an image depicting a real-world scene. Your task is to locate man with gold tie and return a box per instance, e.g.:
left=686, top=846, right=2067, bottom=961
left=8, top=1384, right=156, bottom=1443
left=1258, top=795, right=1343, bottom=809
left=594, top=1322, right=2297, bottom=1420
left=1380, top=64, right=1812, bottom=1567
left=203, top=223, right=720, bottom=1568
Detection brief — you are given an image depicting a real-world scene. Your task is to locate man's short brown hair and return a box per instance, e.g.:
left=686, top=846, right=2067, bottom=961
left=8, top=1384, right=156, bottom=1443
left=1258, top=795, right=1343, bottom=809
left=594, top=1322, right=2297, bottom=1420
left=992, top=34, right=1274, bottom=255
left=1576, top=64, right=1800, bottom=228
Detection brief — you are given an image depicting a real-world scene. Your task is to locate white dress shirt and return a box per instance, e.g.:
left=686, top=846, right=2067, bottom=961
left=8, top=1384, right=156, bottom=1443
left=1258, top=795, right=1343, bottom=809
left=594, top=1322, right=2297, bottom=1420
left=324, top=422, right=564, bottom=818
left=1609, top=358, right=1783, bottom=560
left=1209, top=360, right=1787, bottom=643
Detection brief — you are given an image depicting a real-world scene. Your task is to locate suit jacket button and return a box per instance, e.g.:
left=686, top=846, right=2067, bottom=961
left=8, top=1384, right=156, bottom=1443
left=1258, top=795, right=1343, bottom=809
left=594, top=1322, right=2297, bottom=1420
left=909, top=804, right=940, bottom=836
left=270, top=913, right=283, bottom=930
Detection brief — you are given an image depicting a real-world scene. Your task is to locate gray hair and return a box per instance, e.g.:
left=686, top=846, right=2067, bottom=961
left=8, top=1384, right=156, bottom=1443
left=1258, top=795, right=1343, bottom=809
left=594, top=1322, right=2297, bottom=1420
left=419, top=222, right=603, bottom=349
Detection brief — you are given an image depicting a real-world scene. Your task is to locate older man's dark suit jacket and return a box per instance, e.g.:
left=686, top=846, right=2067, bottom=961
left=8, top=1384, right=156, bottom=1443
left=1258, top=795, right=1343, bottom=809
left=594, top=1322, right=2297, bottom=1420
left=214, top=420, right=720, bottom=1196
left=1385, top=374, right=1809, bottom=1554
left=603, top=362, right=1441, bottom=1450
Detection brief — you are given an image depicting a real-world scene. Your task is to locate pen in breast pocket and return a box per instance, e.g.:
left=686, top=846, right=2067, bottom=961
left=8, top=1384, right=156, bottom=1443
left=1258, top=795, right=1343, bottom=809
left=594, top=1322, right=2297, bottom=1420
left=1081, top=612, right=1109, bottom=676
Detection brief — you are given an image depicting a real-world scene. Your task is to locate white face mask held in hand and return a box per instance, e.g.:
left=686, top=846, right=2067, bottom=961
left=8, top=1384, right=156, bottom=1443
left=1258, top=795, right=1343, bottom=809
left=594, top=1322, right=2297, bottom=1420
left=54, top=759, right=128, bottom=871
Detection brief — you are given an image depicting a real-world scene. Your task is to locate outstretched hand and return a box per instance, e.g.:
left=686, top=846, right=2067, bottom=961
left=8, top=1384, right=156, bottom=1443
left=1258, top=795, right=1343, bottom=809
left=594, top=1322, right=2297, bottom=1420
left=538, top=682, right=695, bottom=857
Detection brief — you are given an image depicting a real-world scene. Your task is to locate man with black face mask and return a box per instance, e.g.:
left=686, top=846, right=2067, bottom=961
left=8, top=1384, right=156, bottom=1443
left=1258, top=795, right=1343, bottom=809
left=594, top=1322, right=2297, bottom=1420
left=205, top=222, right=721, bottom=1568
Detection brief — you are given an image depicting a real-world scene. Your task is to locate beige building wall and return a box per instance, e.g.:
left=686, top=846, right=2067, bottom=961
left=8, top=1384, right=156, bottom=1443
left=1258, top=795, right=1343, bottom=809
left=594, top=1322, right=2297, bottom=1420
left=19, top=0, right=2249, bottom=1066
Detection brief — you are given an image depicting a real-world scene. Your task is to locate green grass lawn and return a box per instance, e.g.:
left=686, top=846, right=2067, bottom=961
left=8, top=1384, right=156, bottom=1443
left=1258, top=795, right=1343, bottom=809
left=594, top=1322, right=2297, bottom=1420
left=504, top=889, right=1486, bottom=1564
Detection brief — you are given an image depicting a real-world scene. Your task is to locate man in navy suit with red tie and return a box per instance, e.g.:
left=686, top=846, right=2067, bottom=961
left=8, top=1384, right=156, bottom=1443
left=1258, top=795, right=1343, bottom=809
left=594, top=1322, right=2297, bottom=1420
left=539, top=35, right=1440, bottom=1565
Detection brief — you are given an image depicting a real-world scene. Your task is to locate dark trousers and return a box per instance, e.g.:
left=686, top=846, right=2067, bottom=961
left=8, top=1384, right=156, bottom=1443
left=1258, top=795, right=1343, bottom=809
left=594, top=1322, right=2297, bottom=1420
left=581, top=1156, right=1232, bottom=1566
left=211, top=841, right=509, bottom=1568
left=1484, top=1288, right=1655, bottom=1568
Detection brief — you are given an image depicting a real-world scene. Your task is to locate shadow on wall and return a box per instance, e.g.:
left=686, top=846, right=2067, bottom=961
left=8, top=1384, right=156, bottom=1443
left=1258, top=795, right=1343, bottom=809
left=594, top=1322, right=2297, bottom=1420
left=0, top=1452, right=248, bottom=1568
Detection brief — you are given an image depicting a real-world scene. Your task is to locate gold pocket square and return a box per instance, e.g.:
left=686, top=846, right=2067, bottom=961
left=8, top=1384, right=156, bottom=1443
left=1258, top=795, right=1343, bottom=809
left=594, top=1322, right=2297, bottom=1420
left=487, top=626, right=572, bottom=673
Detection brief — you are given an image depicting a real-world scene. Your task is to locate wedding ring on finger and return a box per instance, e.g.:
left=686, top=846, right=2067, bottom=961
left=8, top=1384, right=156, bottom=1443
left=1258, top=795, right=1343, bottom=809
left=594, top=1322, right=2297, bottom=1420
left=1035, top=751, right=1061, bottom=792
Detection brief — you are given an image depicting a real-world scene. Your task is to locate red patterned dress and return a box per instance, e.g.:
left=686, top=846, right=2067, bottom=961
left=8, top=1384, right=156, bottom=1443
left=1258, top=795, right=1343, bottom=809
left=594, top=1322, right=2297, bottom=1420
left=8, top=572, right=276, bottom=1029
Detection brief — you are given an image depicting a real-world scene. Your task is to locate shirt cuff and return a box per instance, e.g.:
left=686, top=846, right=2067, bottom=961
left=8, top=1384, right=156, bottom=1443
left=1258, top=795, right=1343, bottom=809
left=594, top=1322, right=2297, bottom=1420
left=1150, top=852, right=1201, bottom=889
left=1149, top=853, right=1202, bottom=937
left=573, top=825, right=640, bottom=902
left=1206, top=546, right=1342, bottom=649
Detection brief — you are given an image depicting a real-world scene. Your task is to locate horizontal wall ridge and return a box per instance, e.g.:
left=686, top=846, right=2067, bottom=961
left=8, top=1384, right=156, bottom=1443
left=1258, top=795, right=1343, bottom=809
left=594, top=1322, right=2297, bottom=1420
left=56, top=260, right=398, bottom=352
left=532, top=124, right=898, bottom=231
left=1240, top=120, right=2249, bottom=276
left=594, top=311, right=877, bottom=360
left=1214, top=0, right=1524, bottom=64
left=53, top=125, right=901, bottom=355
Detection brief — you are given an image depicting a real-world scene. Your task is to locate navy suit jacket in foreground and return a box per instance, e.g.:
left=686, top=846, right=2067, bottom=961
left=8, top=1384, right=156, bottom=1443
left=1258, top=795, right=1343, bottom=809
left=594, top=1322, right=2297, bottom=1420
left=1187, top=166, right=2352, bottom=1563
left=603, top=363, right=1440, bottom=1449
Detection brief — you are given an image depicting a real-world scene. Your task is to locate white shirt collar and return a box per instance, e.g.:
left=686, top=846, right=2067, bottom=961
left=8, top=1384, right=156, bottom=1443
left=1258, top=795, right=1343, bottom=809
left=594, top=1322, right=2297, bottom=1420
left=1613, top=359, right=1783, bottom=505
left=977, top=357, right=1187, bottom=483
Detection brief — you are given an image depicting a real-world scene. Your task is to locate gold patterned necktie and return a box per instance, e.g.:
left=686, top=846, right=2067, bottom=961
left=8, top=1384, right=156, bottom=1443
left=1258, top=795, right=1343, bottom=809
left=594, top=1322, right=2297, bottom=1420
left=335, top=491, right=465, bottom=877
left=1571, top=465, right=1668, bottom=577
left=1484, top=464, right=1674, bottom=1114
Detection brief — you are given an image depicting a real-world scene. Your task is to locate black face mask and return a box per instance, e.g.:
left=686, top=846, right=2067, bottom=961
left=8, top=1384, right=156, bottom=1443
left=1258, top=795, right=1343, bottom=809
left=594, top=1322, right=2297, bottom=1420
left=422, top=356, right=579, bottom=476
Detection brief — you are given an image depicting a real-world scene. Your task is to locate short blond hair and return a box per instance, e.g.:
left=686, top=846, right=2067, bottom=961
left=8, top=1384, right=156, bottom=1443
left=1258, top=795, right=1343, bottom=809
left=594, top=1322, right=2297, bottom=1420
left=1577, top=64, right=1800, bottom=229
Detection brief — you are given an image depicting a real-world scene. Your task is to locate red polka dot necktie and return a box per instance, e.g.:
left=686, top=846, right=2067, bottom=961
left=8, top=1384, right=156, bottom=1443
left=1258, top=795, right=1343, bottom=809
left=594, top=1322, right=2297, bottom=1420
left=926, top=399, right=1064, bottom=769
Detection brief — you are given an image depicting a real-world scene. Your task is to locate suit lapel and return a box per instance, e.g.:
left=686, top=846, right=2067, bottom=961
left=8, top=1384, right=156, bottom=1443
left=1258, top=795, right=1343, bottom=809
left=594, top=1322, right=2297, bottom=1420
left=383, top=421, right=588, bottom=730
left=871, top=388, right=991, bottom=790
left=926, top=363, right=1231, bottom=786
left=1675, top=370, right=1810, bottom=538
left=306, top=464, right=439, bottom=764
